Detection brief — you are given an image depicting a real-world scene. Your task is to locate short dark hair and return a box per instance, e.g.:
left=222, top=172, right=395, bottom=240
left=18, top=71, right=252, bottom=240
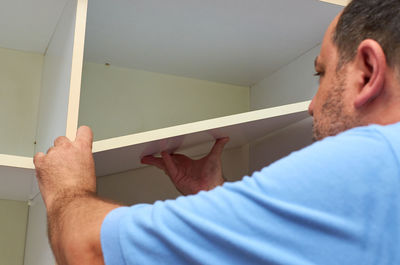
left=333, top=0, right=400, bottom=69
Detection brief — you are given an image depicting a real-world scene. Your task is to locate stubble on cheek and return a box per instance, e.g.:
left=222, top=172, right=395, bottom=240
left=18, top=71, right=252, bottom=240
left=312, top=76, right=360, bottom=141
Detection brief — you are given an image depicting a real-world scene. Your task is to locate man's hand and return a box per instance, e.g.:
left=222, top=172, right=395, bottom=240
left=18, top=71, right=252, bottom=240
left=34, top=126, right=119, bottom=265
left=34, top=126, right=96, bottom=211
left=141, top=137, right=229, bottom=195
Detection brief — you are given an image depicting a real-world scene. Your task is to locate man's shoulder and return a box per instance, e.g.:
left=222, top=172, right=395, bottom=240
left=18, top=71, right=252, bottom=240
left=251, top=121, right=400, bottom=214
left=309, top=121, right=400, bottom=153
left=341, top=121, right=400, bottom=139
left=331, top=121, right=400, bottom=157
left=264, top=121, right=400, bottom=180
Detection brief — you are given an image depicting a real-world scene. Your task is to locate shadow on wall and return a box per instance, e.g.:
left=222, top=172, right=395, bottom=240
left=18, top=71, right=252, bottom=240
left=250, top=117, right=313, bottom=172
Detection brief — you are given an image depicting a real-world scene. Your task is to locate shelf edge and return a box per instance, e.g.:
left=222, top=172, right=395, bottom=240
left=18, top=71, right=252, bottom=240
left=93, top=100, right=311, bottom=153
left=0, top=154, right=35, bottom=169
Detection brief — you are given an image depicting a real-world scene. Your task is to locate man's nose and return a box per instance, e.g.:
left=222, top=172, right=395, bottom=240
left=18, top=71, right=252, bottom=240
left=308, top=98, right=315, bottom=116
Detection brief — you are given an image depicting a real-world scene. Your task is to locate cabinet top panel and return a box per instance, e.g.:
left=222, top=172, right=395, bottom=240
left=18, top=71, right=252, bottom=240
left=0, top=0, right=68, bottom=53
left=84, top=0, right=342, bottom=86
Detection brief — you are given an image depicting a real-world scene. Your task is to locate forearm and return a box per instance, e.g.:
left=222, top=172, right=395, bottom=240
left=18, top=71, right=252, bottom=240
left=47, top=192, right=122, bottom=265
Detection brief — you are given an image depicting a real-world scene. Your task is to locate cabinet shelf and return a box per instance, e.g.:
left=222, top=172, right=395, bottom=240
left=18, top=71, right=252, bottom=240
left=0, top=101, right=310, bottom=200
left=93, top=101, right=310, bottom=176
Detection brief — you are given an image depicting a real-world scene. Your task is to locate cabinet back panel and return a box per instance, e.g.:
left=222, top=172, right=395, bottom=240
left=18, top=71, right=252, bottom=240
left=35, top=0, right=88, bottom=153
left=79, top=62, right=250, bottom=141
left=0, top=48, right=43, bottom=157
left=251, top=45, right=320, bottom=110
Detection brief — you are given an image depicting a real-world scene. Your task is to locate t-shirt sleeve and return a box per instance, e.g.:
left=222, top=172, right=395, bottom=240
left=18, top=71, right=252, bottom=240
left=101, top=126, right=400, bottom=265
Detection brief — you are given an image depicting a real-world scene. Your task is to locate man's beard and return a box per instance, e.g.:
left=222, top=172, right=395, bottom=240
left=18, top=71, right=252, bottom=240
left=312, top=74, right=361, bottom=141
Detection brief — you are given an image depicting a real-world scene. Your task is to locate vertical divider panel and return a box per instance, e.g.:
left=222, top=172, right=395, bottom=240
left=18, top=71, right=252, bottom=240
left=24, top=0, right=88, bottom=265
left=66, top=0, right=88, bottom=140
left=35, top=0, right=88, bottom=154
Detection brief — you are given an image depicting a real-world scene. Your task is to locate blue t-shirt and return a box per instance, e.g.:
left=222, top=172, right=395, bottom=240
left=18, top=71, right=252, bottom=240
left=101, top=123, right=400, bottom=265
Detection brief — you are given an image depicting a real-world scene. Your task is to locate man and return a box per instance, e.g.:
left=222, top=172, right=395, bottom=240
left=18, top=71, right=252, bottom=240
left=34, top=0, right=400, bottom=264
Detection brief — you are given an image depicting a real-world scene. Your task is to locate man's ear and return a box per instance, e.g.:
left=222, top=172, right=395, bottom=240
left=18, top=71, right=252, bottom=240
left=353, top=39, right=387, bottom=109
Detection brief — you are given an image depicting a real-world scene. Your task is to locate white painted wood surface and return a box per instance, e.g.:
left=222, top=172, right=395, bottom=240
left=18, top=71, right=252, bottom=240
left=24, top=1, right=88, bottom=264
left=93, top=101, right=310, bottom=176
left=320, top=0, right=350, bottom=6
left=23, top=194, right=55, bottom=265
left=0, top=154, right=34, bottom=169
left=85, top=0, right=342, bottom=86
left=66, top=0, right=88, bottom=140
left=35, top=0, right=88, bottom=154
left=0, top=0, right=68, bottom=53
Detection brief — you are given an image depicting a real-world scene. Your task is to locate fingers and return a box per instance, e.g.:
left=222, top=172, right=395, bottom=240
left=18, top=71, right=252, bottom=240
left=209, top=137, right=230, bottom=157
left=161, top=151, right=178, bottom=177
left=76, top=126, right=93, bottom=149
left=142, top=153, right=179, bottom=178
left=46, top=146, right=55, bottom=154
left=54, top=136, right=70, bottom=146
left=141, top=156, right=165, bottom=170
left=33, top=152, right=45, bottom=167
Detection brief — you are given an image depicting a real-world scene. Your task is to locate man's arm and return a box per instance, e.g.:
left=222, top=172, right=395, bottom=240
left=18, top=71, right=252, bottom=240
left=101, top=125, right=400, bottom=265
left=34, top=125, right=229, bottom=264
left=34, top=126, right=121, bottom=265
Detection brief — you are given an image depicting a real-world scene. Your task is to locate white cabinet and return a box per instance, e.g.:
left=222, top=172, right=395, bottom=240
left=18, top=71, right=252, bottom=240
left=0, top=0, right=344, bottom=264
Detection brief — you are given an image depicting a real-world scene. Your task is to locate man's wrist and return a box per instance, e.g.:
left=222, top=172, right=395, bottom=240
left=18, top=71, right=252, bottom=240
left=47, top=189, right=96, bottom=215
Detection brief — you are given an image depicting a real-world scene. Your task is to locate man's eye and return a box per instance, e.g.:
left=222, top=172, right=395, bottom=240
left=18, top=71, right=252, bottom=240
left=314, top=71, right=325, bottom=80
left=314, top=72, right=322, bottom=77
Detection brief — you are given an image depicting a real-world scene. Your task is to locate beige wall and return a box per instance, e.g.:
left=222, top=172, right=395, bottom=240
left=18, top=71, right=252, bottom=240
left=0, top=199, right=29, bottom=265
left=0, top=47, right=43, bottom=157
left=79, top=62, right=250, bottom=141
left=81, top=62, right=250, bottom=204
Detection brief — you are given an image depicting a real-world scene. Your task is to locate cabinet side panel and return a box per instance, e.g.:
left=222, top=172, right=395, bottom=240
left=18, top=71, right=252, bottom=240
left=35, top=0, right=87, bottom=153
left=27, top=1, right=88, bottom=263
left=23, top=195, right=55, bottom=265
left=249, top=46, right=317, bottom=173
left=66, top=0, right=88, bottom=139
left=249, top=118, right=313, bottom=173
left=0, top=200, right=29, bottom=265
left=250, top=45, right=320, bottom=110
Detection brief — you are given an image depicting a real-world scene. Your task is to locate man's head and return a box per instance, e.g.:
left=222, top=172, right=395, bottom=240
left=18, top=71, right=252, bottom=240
left=309, top=0, right=400, bottom=141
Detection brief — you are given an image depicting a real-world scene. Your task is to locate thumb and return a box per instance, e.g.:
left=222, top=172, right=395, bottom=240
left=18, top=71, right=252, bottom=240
left=209, top=137, right=229, bottom=157
left=76, top=126, right=93, bottom=149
